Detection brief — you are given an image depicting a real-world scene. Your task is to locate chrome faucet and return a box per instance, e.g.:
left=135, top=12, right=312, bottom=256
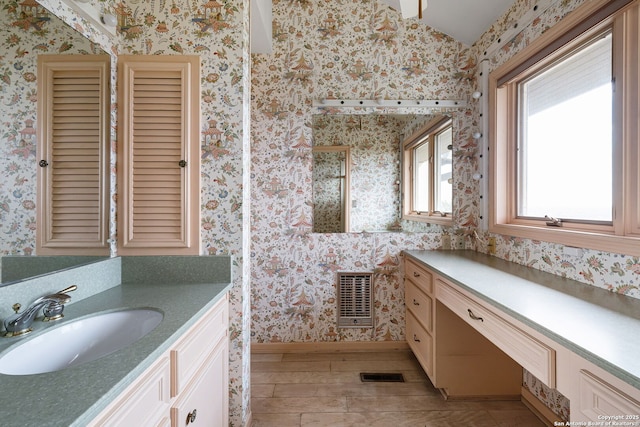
left=3, top=285, right=77, bottom=337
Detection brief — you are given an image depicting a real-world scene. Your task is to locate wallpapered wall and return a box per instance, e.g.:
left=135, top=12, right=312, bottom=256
left=250, top=0, right=473, bottom=345
left=251, top=0, right=640, bottom=344
left=0, top=0, right=250, bottom=425
left=251, top=0, right=640, bottom=421
left=112, top=1, right=250, bottom=425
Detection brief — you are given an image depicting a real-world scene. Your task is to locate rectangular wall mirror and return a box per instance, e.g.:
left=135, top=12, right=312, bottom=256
left=0, top=0, right=110, bottom=282
left=312, top=114, right=449, bottom=233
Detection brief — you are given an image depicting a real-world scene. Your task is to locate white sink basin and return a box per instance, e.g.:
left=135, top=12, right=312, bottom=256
left=0, top=308, right=163, bottom=375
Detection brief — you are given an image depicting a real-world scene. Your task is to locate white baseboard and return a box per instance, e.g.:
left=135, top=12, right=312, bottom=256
left=251, top=341, right=409, bottom=353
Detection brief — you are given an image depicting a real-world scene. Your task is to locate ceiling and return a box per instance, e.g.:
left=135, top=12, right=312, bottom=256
left=251, top=0, right=518, bottom=53
left=423, top=0, right=517, bottom=45
left=382, top=0, right=517, bottom=46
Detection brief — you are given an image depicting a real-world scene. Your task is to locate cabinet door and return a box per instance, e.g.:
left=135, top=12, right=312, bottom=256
left=36, top=54, right=110, bottom=255
left=171, top=339, right=229, bottom=427
left=90, top=356, right=172, bottom=427
left=171, top=295, right=228, bottom=397
left=117, top=55, right=200, bottom=255
left=577, top=370, right=640, bottom=422
left=406, top=309, right=434, bottom=378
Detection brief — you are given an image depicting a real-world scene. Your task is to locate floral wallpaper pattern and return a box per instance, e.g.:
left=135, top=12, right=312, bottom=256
left=113, top=0, right=250, bottom=424
left=251, top=0, right=474, bottom=343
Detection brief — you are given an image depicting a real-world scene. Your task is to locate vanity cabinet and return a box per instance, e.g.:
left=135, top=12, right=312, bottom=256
left=404, top=251, right=640, bottom=424
left=437, top=277, right=556, bottom=388
left=405, top=259, right=435, bottom=377
left=404, top=257, right=524, bottom=399
left=558, top=349, right=640, bottom=423
left=171, top=338, right=228, bottom=426
left=89, top=294, right=228, bottom=427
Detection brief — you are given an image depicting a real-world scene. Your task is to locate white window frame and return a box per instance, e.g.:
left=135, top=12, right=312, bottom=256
left=402, top=116, right=453, bottom=226
left=489, top=0, right=640, bottom=256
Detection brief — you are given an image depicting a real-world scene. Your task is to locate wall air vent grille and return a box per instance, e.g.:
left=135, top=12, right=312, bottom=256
left=337, top=272, right=374, bottom=328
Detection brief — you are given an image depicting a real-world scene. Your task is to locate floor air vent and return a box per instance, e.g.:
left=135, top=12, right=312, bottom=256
left=360, top=373, right=405, bottom=382
left=337, top=272, right=374, bottom=328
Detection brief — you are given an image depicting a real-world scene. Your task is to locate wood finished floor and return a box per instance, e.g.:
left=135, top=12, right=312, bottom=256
left=251, top=350, right=547, bottom=427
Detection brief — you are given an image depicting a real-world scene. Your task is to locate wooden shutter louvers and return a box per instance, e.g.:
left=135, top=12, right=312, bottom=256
left=37, top=55, right=110, bottom=254
left=118, top=56, right=200, bottom=255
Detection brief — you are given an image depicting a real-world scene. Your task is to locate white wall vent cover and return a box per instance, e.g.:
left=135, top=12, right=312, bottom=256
left=337, top=272, right=374, bottom=328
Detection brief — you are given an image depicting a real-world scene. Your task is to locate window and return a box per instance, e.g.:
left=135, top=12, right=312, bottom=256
left=490, top=0, right=640, bottom=255
left=402, top=116, right=453, bottom=225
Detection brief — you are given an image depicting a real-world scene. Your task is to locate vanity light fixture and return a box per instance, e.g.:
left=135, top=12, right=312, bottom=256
left=313, top=98, right=467, bottom=108
left=472, top=131, right=482, bottom=139
left=472, top=91, right=482, bottom=99
left=100, top=12, right=117, bottom=27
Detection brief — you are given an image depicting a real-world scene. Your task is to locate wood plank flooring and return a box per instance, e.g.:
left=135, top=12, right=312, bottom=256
left=251, top=350, right=547, bottom=427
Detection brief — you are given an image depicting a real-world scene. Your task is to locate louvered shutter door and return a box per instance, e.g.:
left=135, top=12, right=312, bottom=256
left=37, top=55, right=110, bottom=254
left=118, top=56, right=200, bottom=254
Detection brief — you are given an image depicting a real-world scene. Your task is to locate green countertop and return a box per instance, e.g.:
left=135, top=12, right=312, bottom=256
left=0, top=280, right=231, bottom=427
left=404, top=250, right=640, bottom=392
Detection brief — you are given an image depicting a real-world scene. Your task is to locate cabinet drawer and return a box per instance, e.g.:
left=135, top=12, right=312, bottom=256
left=579, top=370, right=640, bottom=421
left=405, top=259, right=433, bottom=295
left=406, top=310, right=434, bottom=378
left=406, top=282, right=433, bottom=332
left=91, top=356, right=171, bottom=427
left=171, top=340, right=228, bottom=427
left=437, top=279, right=556, bottom=388
left=171, top=296, right=228, bottom=397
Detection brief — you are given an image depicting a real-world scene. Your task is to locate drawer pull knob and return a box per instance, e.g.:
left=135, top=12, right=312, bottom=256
left=412, top=299, right=419, bottom=306
left=186, top=409, right=197, bottom=425
left=467, top=309, right=484, bottom=322
left=413, top=272, right=420, bottom=277
left=413, top=334, right=421, bottom=342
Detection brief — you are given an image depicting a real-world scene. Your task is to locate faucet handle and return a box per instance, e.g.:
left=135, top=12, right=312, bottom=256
left=58, top=285, right=77, bottom=294
left=42, top=285, right=77, bottom=322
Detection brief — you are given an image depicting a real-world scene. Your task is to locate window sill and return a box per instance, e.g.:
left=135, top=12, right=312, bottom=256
left=403, top=213, right=453, bottom=227
left=489, top=222, right=640, bottom=257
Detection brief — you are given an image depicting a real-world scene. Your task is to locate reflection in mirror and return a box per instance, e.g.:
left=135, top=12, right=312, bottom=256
left=312, top=114, right=442, bottom=233
left=403, top=116, right=453, bottom=218
left=0, top=0, right=109, bottom=277
left=312, top=146, right=351, bottom=233
left=0, top=256, right=105, bottom=286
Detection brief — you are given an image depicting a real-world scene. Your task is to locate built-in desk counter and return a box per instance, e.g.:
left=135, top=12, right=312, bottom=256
left=403, top=250, right=640, bottom=424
